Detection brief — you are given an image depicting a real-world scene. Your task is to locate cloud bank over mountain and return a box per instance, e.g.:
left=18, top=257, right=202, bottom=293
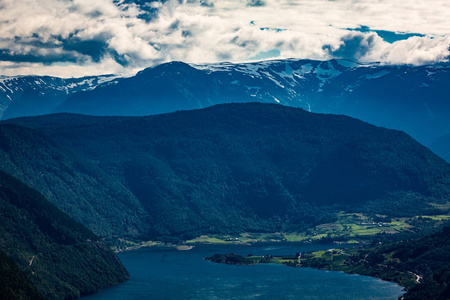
left=1, top=0, right=449, bottom=76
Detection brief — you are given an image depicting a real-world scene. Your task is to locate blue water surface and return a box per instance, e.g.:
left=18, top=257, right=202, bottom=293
left=85, top=243, right=404, bottom=300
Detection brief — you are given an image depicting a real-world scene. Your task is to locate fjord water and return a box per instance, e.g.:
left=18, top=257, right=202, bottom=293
left=85, top=243, right=404, bottom=300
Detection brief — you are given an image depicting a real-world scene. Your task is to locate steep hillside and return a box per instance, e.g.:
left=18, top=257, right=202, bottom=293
left=0, top=124, right=148, bottom=238
left=404, top=265, right=450, bottom=300
left=0, top=250, right=44, bottom=300
left=303, top=226, right=450, bottom=299
left=7, top=103, right=450, bottom=241
left=0, top=170, right=129, bottom=299
left=389, top=227, right=450, bottom=299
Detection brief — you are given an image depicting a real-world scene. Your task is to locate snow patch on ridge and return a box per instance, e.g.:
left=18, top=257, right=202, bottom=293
left=364, top=70, right=390, bottom=79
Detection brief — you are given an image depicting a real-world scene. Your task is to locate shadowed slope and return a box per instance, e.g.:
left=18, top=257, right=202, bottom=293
left=7, top=103, right=450, bottom=241
left=0, top=170, right=129, bottom=299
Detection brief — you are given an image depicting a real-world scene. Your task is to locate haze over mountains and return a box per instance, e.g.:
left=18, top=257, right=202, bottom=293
left=4, top=103, right=450, bottom=242
left=1, top=59, right=449, bottom=162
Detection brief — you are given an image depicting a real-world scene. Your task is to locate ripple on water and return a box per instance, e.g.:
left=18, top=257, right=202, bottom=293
left=84, top=243, right=404, bottom=300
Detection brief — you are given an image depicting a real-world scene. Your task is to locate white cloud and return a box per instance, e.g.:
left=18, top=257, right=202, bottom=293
left=363, top=35, right=450, bottom=65
left=0, top=0, right=449, bottom=77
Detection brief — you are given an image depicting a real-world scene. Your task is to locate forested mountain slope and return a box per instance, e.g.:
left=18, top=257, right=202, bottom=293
left=0, top=124, right=148, bottom=238
left=0, top=170, right=129, bottom=299
left=315, top=226, right=450, bottom=300
left=0, top=250, right=44, bottom=300
left=391, top=226, right=450, bottom=299
left=6, top=103, right=450, bottom=241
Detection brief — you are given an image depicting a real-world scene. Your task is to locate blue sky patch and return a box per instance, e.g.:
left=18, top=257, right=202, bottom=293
left=249, top=49, right=281, bottom=60
left=348, top=26, right=425, bottom=43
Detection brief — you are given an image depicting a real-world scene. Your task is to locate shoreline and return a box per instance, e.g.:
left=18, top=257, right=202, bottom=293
left=112, top=236, right=363, bottom=253
left=114, top=240, right=409, bottom=297
left=114, top=242, right=196, bottom=253
left=205, top=248, right=415, bottom=292
left=113, top=239, right=322, bottom=253
left=112, top=212, right=450, bottom=253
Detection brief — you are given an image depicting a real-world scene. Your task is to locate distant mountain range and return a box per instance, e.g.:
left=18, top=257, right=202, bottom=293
left=4, top=103, right=450, bottom=242
left=1, top=59, right=448, bottom=161
left=0, top=74, right=116, bottom=120
left=430, top=133, right=450, bottom=162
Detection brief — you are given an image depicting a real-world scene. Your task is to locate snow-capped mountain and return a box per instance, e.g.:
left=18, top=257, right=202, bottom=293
left=54, top=59, right=450, bottom=147
left=2, top=58, right=449, bottom=152
left=0, top=75, right=118, bottom=119
left=192, top=59, right=450, bottom=147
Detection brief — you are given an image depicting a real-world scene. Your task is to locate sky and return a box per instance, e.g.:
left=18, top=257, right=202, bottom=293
left=0, top=0, right=449, bottom=77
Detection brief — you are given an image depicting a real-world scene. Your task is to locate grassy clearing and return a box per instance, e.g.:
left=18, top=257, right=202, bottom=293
left=185, top=232, right=289, bottom=244
left=311, top=250, right=326, bottom=258
left=185, top=235, right=229, bottom=244
left=183, top=210, right=450, bottom=246
left=428, top=202, right=450, bottom=211
left=418, top=215, right=450, bottom=221
left=116, top=208, right=450, bottom=250
left=112, top=239, right=165, bottom=252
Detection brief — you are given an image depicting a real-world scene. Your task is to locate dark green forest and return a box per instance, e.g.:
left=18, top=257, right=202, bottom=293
left=0, top=250, right=44, bottom=300
left=0, top=103, right=449, bottom=299
left=393, top=227, right=450, bottom=299
left=0, top=170, right=129, bottom=299
left=0, top=124, right=147, bottom=238
left=4, top=103, right=450, bottom=242
left=305, top=226, right=450, bottom=299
